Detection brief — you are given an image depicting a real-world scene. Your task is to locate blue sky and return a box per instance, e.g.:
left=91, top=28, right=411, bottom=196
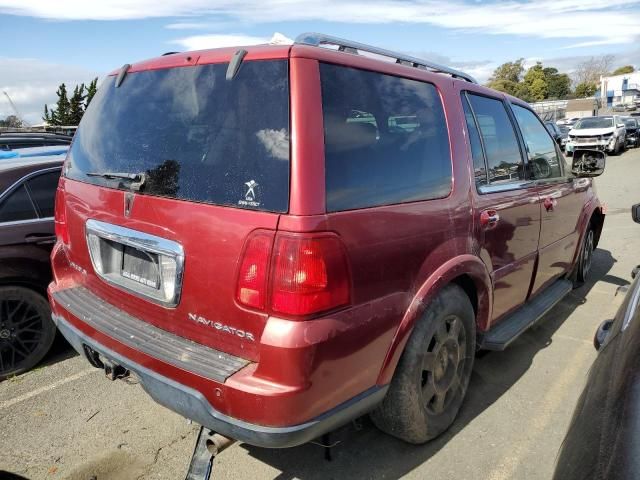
left=1, top=0, right=639, bottom=123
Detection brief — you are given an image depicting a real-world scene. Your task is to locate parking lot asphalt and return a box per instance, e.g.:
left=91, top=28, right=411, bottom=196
left=2, top=147, right=640, bottom=480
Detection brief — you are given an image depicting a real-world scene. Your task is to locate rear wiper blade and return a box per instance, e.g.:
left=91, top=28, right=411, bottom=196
left=86, top=171, right=146, bottom=191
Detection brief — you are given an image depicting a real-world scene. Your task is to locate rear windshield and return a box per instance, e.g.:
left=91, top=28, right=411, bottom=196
left=320, top=63, right=451, bottom=212
left=66, top=60, right=290, bottom=212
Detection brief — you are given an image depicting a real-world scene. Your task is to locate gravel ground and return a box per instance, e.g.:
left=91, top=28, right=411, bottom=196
left=2, top=146, right=639, bottom=480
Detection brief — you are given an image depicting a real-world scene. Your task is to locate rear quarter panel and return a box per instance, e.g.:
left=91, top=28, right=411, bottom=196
left=285, top=52, right=491, bottom=388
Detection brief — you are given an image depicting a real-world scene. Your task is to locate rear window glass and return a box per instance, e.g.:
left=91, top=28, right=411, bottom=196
left=320, top=63, right=451, bottom=212
left=66, top=60, right=290, bottom=212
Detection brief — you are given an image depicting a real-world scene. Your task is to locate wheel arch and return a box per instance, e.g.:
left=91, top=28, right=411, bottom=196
left=376, top=254, right=492, bottom=385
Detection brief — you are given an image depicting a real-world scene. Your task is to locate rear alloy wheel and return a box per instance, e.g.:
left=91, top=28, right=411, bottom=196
left=371, top=284, right=475, bottom=444
left=577, top=227, right=595, bottom=283
left=0, top=287, right=56, bottom=380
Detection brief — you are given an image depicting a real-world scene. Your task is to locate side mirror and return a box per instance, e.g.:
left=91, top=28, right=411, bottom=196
left=594, top=319, right=613, bottom=351
left=632, top=203, right=640, bottom=224
left=572, top=149, right=606, bottom=177
left=617, top=123, right=625, bottom=128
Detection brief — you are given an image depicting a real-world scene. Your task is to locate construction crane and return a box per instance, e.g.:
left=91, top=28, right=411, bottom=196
left=2, top=91, right=30, bottom=127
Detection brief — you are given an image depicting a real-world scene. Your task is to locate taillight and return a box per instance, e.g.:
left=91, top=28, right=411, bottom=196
left=236, top=232, right=351, bottom=317
left=54, top=187, right=69, bottom=244
left=236, top=233, right=273, bottom=310
left=271, top=234, right=350, bottom=316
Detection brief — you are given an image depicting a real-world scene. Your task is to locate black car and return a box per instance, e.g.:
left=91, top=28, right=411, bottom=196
left=0, top=132, right=73, bottom=151
left=544, top=121, right=565, bottom=150
left=622, top=117, right=640, bottom=148
left=0, top=154, right=64, bottom=379
left=554, top=203, right=640, bottom=480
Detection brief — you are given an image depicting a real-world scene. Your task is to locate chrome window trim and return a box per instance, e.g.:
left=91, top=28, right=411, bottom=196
left=477, top=181, right=535, bottom=194
left=85, top=219, right=185, bottom=308
left=0, top=216, right=54, bottom=227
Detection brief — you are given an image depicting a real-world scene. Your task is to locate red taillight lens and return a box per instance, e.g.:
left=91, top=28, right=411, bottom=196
left=270, top=235, right=350, bottom=316
left=54, top=187, right=69, bottom=244
left=236, top=233, right=273, bottom=310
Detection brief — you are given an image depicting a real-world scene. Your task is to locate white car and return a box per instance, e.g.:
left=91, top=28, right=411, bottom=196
left=566, top=116, right=627, bottom=155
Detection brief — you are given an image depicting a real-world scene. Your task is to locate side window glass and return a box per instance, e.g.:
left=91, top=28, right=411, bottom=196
left=25, top=171, right=61, bottom=217
left=320, top=63, right=452, bottom=212
left=0, top=185, right=37, bottom=223
left=466, top=94, right=524, bottom=184
left=512, top=105, right=562, bottom=179
left=462, top=94, right=488, bottom=186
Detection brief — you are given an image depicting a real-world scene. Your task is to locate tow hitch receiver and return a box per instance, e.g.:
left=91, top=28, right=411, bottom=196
left=185, top=426, right=236, bottom=480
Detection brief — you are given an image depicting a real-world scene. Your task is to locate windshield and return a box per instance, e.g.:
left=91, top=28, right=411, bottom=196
left=574, top=117, right=613, bottom=129
left=624, top=119, right=637, bottom=128
left=66, top=60, right=290, bottom=212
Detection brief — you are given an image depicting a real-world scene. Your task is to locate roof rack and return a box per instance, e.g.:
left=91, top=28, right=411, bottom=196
left=294, top=32, right=478, bottom=84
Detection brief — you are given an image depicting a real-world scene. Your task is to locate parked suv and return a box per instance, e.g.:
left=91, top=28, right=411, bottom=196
left=49, top=33, right=605, bottom=448
left=1, top=155, right=64, bottom=379
left=566, top=116, right=627, bottom=155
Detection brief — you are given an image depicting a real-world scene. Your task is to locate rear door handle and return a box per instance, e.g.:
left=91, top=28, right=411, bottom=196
left=24, top=234, right=56, bottom=245
left=480, top=210, right=500, bottom=229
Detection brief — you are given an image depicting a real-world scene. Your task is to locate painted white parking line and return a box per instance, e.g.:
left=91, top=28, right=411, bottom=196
left=0, top=367, right=96, bottom=410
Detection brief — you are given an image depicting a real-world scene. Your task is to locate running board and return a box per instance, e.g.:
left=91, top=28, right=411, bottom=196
left=481, top=279, right=572, bottom=351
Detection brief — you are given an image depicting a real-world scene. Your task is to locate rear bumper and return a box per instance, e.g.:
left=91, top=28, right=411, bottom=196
left=53, top=312, right=387, bottom=448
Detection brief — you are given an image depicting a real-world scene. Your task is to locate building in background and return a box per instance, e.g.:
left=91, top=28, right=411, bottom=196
left=599, top=72, right=640, bottom=107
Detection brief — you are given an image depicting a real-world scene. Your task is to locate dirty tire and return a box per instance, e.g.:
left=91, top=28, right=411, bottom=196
left=371, top=284, right=475, bottom=444
left=0, top=286, right=56, bottom=380
left=576, top=224, right=595, bottom=284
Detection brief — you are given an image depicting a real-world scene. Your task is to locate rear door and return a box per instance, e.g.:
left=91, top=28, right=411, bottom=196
left=510, top=103, right=586, bottom=294
left=0, top=168, right=59, bottom=248
left=462, top=91, right=541, bottom=324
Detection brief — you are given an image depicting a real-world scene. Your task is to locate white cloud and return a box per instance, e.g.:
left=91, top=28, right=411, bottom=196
left=1, top=0, right=639, bottom=47
left=0, top=57, right=98, bottom=124
left=171, top=32, right=292, bottom=50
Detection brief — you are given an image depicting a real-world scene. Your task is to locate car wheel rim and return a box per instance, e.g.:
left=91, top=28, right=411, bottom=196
left=421, top=315, right=466, bottom=415
left=0, top=297, right=45, bottom=375
left=582, top=230, right=594, bottom=278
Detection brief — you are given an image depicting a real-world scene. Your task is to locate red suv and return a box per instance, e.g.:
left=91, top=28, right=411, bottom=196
left=49, top=33, right=605, bottom=447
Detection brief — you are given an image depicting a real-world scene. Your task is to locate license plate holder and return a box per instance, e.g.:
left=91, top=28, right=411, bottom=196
left=121, top=245, right=161, bottom=289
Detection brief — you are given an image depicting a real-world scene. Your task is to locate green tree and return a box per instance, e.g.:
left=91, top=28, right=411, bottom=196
left=543, top=67, right=571, bottom=99
left=42, top=104, right=51, bottom=124
left=486, top=58, right=526, bottom=96
left=85, top=77, right=98, bottom=109
left=69, top=84, right=86, bottom=125
left=522, top=63, right=548, bottom=101
left=45, top=83, right=72, bottom=125
left=612, top=65, right=635, bottom=75
left=43, top=79, right=97, bottom=126
left=0, top=115, right=23, bottom=128
left=574, top=82, right=598, bottom=98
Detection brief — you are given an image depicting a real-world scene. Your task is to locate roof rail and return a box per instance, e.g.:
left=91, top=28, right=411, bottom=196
left=294, top=32, right=478, bottom=84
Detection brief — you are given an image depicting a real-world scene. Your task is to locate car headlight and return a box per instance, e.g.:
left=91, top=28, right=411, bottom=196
left=602, top=132, right=613, bottom=138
